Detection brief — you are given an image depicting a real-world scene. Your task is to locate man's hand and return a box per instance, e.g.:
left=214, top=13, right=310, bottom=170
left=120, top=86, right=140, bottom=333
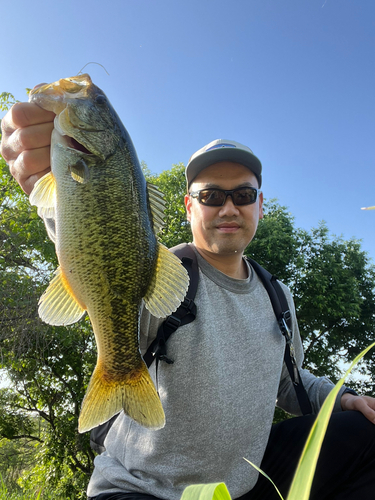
left=341, top=393, right=375, bottom=424
left=0, top=99, right=55, bottom=195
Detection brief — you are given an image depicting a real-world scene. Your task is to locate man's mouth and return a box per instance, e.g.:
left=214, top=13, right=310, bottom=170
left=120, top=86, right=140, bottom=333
left=216, top=222, right=240, bottom=233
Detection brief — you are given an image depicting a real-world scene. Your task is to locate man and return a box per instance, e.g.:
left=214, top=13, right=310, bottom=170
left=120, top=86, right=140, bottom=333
left=1, top=100, right=375, bottom=500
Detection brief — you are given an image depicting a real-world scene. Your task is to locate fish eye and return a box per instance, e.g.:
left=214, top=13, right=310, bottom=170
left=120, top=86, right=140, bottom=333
left=95, top=95, right=106, bottom=104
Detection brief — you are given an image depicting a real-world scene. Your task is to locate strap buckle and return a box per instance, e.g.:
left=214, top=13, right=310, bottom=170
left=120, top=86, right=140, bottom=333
left=279, top=311, right=299, bottom=385
left=151, top=339, right=174, bottom=364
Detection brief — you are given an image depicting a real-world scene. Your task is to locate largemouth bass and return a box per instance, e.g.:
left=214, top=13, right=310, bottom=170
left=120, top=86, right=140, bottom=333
left=28, top=74, right=189, bottom=433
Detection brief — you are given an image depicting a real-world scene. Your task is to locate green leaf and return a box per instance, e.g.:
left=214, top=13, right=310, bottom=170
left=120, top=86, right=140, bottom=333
left=287, top=342, right=375, bottom=500
left=243, top=458, right=284, bottom=499
left=180, top=482, right=232, bottom=500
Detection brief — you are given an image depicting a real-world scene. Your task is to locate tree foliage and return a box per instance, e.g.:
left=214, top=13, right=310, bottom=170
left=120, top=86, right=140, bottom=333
left=145, top=162, right=192, bottom=248
left=0, top=97, right=374, bottom=495
left=249, top=203, right=375, bottom=387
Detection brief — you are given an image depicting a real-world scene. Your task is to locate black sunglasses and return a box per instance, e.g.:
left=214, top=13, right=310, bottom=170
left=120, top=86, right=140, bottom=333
left=189, top=187, right=261, bottom=207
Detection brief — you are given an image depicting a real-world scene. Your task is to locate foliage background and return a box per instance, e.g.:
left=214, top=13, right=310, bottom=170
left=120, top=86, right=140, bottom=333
left=0, top=96, right=374, bottom=497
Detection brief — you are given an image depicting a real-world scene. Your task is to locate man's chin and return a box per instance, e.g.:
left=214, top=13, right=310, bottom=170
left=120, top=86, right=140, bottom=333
left=210, top=241, right=247, bottom=256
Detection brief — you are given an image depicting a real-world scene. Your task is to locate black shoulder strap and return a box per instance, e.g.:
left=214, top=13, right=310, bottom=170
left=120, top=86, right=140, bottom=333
left=143, top=243, right=198, bottom=367
left=247, top=258, right=312, bottom=415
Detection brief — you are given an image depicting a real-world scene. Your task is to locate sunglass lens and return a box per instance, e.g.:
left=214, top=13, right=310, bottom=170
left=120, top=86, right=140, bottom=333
left=197, top=188, right=258, bottom=206
left=233, top=188, right=257, bottom=205
left=199, top=189, right=225, bottom=206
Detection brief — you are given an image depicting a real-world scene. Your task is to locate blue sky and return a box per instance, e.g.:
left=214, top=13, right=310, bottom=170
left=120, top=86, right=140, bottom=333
left=1, top=0, right=375, bottom=261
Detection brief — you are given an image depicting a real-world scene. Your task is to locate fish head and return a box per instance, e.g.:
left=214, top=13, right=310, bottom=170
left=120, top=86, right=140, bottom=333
left=30, top=74, right=121, bottom=161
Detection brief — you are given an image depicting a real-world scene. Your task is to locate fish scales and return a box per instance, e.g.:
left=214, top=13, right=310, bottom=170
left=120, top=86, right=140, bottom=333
left=58, top=159, right=150, bottom=370
left=28, top=74, right=189, bottom=432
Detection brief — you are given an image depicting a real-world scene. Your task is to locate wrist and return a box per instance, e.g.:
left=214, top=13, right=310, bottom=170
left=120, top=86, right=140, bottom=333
left=342, top=388, right=358, bottom=397
left=341, top=388, right=359, bottom=411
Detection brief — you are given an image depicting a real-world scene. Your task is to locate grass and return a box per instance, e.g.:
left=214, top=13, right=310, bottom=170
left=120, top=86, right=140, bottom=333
left=0, top=490, right=74, bottom=500
left=0, top=475, right=74, bottom=500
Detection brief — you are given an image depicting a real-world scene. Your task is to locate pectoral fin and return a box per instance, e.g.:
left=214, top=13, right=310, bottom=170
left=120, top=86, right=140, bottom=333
left=38, top=267, right=86, bottom=326
left=29, top=171, right=56, bottom=219
left=143, top=244, right=189, bottom=318
left=69, top=158, right=90, bottom=184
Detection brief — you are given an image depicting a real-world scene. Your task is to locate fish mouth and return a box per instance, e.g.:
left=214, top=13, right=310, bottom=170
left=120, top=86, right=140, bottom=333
left=53, top=113, right=94, bottom=156
left=53, top=126, right=93, bottom=156
left=31, top=75, right=108, bottom=160
left=66, top=135, right=92, bottom=155
left=30, top=75, right=91, bottom=98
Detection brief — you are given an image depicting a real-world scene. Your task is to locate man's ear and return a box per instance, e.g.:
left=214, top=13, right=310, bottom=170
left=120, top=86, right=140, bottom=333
left=258, top=191, right=264, bottom=220
left=185, top=194, right=192, bottom=222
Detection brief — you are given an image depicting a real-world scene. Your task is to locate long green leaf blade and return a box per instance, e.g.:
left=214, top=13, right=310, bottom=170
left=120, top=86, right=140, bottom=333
left=243, top=458, right=284, bottom=499
left=180, top=482, right=232, bottom=500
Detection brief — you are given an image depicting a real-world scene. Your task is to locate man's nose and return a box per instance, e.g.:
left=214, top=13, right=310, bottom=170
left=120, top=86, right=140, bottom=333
left=218, top=195, right=240, bottom=216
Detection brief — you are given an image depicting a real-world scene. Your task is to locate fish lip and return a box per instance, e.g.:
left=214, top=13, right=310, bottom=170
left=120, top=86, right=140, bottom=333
left=30, top=81, right=65, bottom=97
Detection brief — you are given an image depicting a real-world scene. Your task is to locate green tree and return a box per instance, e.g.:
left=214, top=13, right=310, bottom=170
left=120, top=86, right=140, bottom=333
left=249, top=203, right=375, bottom=388
left=145, top=163, right=192, bottom=248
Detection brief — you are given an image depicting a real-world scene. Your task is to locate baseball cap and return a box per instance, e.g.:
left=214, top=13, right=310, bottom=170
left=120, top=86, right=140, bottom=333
left=186, top=139, right=262, bottom=188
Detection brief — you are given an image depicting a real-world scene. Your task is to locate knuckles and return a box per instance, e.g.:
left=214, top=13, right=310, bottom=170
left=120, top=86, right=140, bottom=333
left=0, top=136, right=13, bottom=164
left=14, top=127, right=34, bottom=152
left=8, top=102, right=32, bottom=128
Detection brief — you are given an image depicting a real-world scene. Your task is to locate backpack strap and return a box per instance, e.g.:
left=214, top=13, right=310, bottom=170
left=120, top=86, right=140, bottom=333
left=247, top=258, right=312, bottom=415
left=143, top=243, right=198, bottom=367
left=89, top=414, right=118, bottom=454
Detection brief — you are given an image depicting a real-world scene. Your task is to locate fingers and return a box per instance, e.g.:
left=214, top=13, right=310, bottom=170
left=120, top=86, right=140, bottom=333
left=355, top=397, right=375, bottom=424
left=11, top=149, right=52, bottom=196
left=342, top=394, right=375, bottom=425
left=1, top=102, right=55, bottom=195
left=2, top=101, right=54, bottom=133
left=4, top=121, right=54, bottom=160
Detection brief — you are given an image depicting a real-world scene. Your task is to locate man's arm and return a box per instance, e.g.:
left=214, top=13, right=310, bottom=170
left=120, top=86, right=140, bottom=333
left=277, top=283, right=375, bottom=423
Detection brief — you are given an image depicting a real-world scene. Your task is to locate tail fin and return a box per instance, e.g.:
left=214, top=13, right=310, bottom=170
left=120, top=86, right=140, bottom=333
left=78, top=361, right=165, bottom=433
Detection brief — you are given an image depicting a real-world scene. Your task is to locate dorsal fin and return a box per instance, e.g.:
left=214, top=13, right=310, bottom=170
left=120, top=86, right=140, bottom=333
left=146, top=182, right=166, bottom=234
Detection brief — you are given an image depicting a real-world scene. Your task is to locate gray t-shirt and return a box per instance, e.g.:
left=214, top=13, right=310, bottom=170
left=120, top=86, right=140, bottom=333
left=87, top=245, right=344, bottom=499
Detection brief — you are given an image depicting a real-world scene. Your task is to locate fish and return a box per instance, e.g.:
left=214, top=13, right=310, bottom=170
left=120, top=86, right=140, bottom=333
left=28, top=74, right=189, bottom=433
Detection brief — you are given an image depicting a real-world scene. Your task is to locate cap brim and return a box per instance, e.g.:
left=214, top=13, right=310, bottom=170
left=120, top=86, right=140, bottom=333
left=187, top=149, right=262, bottom=188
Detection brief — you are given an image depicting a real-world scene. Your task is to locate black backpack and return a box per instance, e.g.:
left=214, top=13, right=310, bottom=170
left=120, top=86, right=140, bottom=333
left=90, top=243, right=312, bottom=454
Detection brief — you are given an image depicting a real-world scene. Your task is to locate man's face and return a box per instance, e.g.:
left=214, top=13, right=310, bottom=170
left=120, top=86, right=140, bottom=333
left=185, top=161, right=263, bottom=256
